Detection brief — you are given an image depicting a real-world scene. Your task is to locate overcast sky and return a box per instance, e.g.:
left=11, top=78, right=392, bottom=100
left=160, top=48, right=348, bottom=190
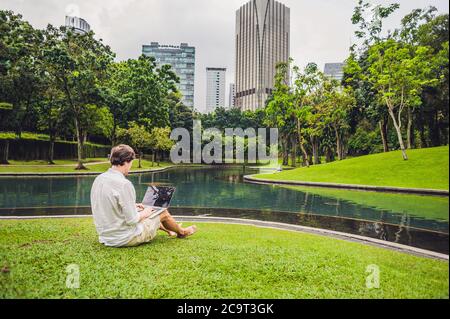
left=2, top=0, right=449, bottom=112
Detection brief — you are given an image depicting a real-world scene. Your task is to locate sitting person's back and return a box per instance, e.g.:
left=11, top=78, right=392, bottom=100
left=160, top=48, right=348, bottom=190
left=91, top=167, right=141, bottom=247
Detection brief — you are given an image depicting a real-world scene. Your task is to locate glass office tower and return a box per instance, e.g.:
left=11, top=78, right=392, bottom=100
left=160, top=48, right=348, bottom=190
left=142, top=42, right=196, bottom=108
left=235, top=0, right=290, bottom=111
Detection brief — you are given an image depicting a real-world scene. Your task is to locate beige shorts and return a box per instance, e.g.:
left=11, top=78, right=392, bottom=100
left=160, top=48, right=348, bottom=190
left=126, top=216, right=161, bottom=247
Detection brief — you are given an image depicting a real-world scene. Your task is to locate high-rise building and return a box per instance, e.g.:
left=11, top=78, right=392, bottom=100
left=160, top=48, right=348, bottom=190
left=142, top=42, right=196, bottom=108
left=235, top=0, right=290, bottom=111
left=324, top=63, right=345, bottom=82
left=229, top=83, right=236, bottom=108
left=206, top=68, right=226, bottom=113
left=65, top=16, right=90, bottom=34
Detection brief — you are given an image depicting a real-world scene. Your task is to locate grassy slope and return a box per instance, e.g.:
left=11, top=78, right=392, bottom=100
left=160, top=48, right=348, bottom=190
left=0, top=160, right=173, bottom=174
left=284, top=186, right=449, bottom=221
left=255, top=146, right=449, bottom=190
left=0, top=218, right=448, bottom=299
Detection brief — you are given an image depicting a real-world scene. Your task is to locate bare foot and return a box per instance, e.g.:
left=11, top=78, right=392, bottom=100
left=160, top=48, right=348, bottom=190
left=178, top=225, right=198, bottom=239
left=168, top=223, right=183, bottom=238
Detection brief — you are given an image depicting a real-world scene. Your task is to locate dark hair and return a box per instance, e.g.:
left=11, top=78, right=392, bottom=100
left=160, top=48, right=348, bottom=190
left=110, top=145, right=136, bottom=166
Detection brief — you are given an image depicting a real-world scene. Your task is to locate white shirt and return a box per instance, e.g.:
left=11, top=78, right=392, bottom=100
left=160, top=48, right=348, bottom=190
left=90, top=168, right=143, bottom=247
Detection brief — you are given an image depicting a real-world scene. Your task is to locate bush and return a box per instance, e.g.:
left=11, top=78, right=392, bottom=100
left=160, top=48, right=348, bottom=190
left=0, top=139, right=110, bottom=161
left=348, top=127, right=382, bottom=156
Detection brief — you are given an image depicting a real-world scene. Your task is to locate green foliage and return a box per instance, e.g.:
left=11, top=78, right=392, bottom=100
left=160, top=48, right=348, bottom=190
left=348, top=126, right=381, bottom=155
left=117, top=122, right=152, bottom=152
left=150, top=127, right=174, bottom=153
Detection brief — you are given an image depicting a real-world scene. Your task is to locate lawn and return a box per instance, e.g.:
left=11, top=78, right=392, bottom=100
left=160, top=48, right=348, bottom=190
left=0, top=159, right=174, bottom=174
left=0, top=218, right=448, bottom=299
left=254, top=146, right=449, bottom=190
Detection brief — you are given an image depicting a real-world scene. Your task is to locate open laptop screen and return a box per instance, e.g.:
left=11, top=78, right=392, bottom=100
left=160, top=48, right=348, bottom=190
left=142, top=186, right=176, bottom=208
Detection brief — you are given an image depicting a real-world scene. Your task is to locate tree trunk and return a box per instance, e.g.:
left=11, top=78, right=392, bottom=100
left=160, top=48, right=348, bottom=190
left=418, top=116, right=427, bottom=148
left=379, top=117, right=390, bottom=153
left=407, top=108, right=413, bottom=149
left=429, top=110, right=441, bottom=147
left=311, top=136, right=320, bottom=165
left=290, top=135, right=297, bottom=168
left=74, top=118, right=87, bottom=170
left=335, top=128, right=342, bottom=161
left=297, top=119, right=309, bottom=167
left=152, top=152, right=155, bottom=167
left=388, top=108, right=408, bottom=161
left=325, top=150, right=331, bottom=163
left=48, top=137, right=55, bottom=165
left=0, top=140, right=9, bottom=165
left=282, top=136, right=289, bottom=166
left=111, top=118, right=118, bottom=146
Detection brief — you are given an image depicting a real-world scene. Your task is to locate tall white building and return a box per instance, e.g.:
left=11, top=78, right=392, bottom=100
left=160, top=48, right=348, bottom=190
left=65, top=16, right=90, bottom=34
left=206, top=67, right=226, bottom=113
left=235, top=0, right=290, bottom=111
left=229, top=83, right=236, bottom=108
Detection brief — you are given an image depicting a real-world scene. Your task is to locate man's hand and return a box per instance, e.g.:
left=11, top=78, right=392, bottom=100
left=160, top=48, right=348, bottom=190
left=138, top=207, right=156, bottom=222
left=136, top=203, right=145, bottom=212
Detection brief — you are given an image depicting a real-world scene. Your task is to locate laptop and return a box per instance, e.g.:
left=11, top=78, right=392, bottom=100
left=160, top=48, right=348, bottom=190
left=141, top=185, right=176, bottom=219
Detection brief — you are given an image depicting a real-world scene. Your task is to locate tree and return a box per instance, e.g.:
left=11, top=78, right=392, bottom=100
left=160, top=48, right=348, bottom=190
left=415, top=13, right=449, bottom=147
left=35, top=85, right=66, bottom=164
left=117, top=122, right=152, bottom=169
left=79, top=104, right=113, bottom=145
left=325, top=86, right=357, bottom=160
left=0, top=10, right=42, bottom=138
left=41, top=25, right=114, bottom=169
left=347, top=1, right=401, bottom=155
left=367, top=39, right=438, bottom=160
left=265, top=62, right=294, bottom=167
left=150, top=127, right=174, bottom=166
left=292, top=63, right=324, bottom=167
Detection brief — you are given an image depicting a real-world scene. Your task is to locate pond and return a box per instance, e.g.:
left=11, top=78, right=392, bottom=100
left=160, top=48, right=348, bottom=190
left=0, top=166, right=448, bottom=254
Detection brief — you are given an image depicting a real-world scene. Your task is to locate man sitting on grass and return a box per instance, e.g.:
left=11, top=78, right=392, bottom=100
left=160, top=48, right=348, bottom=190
left=90, top=144, right=197, bottom=248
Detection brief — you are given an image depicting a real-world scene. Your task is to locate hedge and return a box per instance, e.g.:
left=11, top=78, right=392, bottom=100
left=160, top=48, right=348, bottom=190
left=0, top=139, right=110, bottom=161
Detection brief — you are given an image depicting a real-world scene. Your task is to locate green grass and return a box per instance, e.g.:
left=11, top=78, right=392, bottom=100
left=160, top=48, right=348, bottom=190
left=284, top=186, right=449, bottom=221
left=6, top=158, right=108, bottom=166
left=0, top=102, right=13, bottom=110
left=0, top=159, right=173, bottom=174
left=0, top=218, right=448, bottom=299
left=255, top=146, right=449, bottom=191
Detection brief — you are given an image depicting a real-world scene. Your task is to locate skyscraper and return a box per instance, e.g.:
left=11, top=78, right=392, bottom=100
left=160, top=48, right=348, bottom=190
left=235, top=0, right=290, bottom=111
left=206, top=68, right=226, bottom=113
left=65, top=16, right=90, bottom=34
left=142, top=42, right=196, bottom=108
left=229, top=83, right=236, bottom=108
left=324, top=63, right=345, bottom=82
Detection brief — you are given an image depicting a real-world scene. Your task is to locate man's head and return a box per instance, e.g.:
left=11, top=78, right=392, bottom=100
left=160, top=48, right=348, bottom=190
left=110, top=144, right=136, bottom=176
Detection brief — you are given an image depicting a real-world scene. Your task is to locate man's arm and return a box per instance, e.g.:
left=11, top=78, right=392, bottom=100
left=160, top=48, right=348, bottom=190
left=119, top=182, right=141, bottom=226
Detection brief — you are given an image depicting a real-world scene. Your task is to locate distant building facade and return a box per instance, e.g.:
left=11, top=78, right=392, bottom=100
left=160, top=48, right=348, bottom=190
left=65, top=16, right=90, bottom=34
left=229, top=83, right=236, bottom=108
left=235, top=0, right=290, bottom=111
left=142, top=42, right=196, bottom=108
left=324, top=63, right=345, bottom=82
left=206, top=68, right=226, bottom=113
